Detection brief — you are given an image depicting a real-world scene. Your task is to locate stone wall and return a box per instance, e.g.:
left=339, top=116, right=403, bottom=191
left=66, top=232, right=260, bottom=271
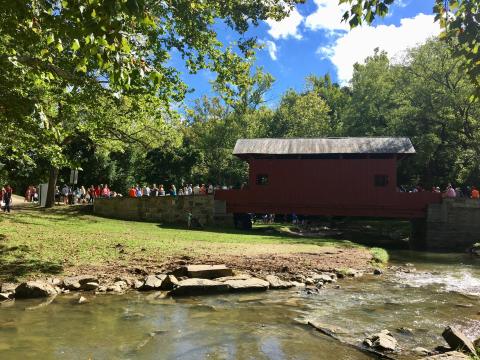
left=93, top=195, right=233, bottom=227
left=426, top=199, right=480, bottom=250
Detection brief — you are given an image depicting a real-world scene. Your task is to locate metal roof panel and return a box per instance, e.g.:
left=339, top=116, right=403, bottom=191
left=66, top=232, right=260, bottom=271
left=233, top=137, right=415, bottom=155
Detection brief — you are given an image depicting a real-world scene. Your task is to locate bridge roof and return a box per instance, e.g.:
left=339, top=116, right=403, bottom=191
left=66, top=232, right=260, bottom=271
left=233, top=137, right=415, bottom=156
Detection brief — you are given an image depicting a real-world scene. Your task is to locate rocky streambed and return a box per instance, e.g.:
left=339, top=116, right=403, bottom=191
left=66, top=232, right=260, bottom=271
left=1, top=252, right=480, bottom=359
left=0, top=263, right=358, bottom=301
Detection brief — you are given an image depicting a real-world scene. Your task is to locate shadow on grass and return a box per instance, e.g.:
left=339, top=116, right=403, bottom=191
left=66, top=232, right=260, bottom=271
left=0, top=243, right=63, bottom=282
left=3, top=205, right=98, bottom=225
left=154, top=223, right=357, bottom=247
left=154, top=219, right=411, bottom=249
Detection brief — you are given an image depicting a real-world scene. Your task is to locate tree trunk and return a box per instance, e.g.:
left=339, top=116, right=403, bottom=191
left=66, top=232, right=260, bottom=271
left=44, top=167, right=59, bottom=208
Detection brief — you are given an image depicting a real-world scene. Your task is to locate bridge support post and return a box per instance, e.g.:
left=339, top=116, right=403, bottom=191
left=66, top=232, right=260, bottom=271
left=409, top=218, right=427, bottom=250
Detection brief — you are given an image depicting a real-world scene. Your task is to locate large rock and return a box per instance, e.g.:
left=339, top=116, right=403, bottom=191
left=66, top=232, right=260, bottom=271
left=442, top=326, right=477, bottom=355
left=413, top=347, right=430, bottom=356
left=107, top=281, right=129, bottom=293
left=265, top=275, right=294, bottom=289
left=141, top=275, right=164, bottom=290
left=224, top=278, right=269, bottom=292
left=140, top=274, right=178, bottom=291
left=63, top=275, right=99, bottom=290
left=422, top=352, right=471, bottom=359
left=82, top=282, right=99, bottom=291
left=311, top=273, right=336, bottom=284
left=364, top=330, right=397, bottom=352
left=133, top=279, right=145, bottom=289
left=14, top=281, right=57, bottom=299
left=0, top=293, right=12, bottom=301
left=1, top=282, right=17, bottom=293
left=170, top=278, right=229, bottom=296
left=160, top=275, right=179, bottom=290
left=186, top=265, right=233, bottom=279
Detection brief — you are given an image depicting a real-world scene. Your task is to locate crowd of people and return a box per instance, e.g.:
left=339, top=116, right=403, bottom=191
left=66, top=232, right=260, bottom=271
left=128, top=183, right=220, bottom=197
left=53, top=183, right=223, bottom=204
left=24, top=185, right=39, bottom=203
left=4, top=180, right=480, bottom=213
left=12, top=182, right=227, bottom=209
left=398, top=183, right=480, bottom=199
left=55, top=184, right=122, bottom=205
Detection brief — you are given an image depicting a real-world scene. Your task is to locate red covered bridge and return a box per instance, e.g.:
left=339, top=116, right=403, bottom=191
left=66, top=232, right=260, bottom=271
left=215, top=137, right=441, bottom=224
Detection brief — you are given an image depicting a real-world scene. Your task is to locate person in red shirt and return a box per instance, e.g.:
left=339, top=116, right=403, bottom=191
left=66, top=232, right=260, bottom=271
left=94, top=185, right=101, bottom=198
left=101, top=184, right=110, bottom=198
left=2, top=185, right=13, bottom=213
left=129, top=186, right=136, bottom=198
left=471, top=187, right=479, bottom=199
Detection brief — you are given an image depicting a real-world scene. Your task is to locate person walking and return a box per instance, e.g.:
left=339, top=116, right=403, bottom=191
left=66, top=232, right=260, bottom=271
left=24, top=186, right=32, bottom=202
left=3, top=185, right=12, bottom=213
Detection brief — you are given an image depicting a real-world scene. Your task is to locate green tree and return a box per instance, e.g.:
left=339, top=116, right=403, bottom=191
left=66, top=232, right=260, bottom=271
left=391, top=39, right=480, bottom=186
left=340, top=0, right=480, bottom=93
left=186, top=68, right=275, bottom=185
left=306, top=74, right=351, bottom=135
left=342, top=39, right=480, bottom=186
left=0, top=0, right=302, bottom=204
left=267, top=89, right=332, bottom=138
left=342, top=49, right=396, bottom=136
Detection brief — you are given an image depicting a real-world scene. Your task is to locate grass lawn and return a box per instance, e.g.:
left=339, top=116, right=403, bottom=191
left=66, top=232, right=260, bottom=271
left=0, top=205, right=387, bottom=282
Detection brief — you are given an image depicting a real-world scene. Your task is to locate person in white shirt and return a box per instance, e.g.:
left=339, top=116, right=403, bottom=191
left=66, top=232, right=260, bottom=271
left=207, top=184, right=214, bottom=194
left=193, top=184, right=200, bottom=195
left=143, top=186, right=150, bottom=197
left=187, top=184, right=193, bottom=195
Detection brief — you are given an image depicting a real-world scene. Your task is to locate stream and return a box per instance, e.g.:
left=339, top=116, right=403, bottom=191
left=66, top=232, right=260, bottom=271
left=1, top=251, right=479, bottom=359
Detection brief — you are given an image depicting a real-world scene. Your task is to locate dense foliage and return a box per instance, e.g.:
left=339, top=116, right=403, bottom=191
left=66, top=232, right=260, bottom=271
left=5, top=38, right=479, bottom=195
left=0, top=0, right=302, bottom=205
left=1, top=1, right=479, bottom=199
left=341, top=0, right=480, bottom=94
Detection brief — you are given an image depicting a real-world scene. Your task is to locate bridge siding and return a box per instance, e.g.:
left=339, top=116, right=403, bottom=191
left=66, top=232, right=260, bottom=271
left=216, top=157, right=441, bottom=219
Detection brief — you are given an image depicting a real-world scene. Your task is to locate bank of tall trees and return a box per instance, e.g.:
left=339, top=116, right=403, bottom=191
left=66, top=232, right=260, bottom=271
left=2, top=38, right=479, bottom=195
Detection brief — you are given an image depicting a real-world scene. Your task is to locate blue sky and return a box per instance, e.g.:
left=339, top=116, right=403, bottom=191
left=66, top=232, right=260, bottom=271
left=176, top=0, right=440, bottom=109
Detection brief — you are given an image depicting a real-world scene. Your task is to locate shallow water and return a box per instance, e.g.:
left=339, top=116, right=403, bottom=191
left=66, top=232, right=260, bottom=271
left=1, top=252, right=479, bottom=359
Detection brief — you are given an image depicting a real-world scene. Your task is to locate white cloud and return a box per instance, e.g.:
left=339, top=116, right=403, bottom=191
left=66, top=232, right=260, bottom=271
left=305, top=0, right=350, bottom=32
left=396, top=0, right=409, bottom=8
left=266, top=7, right=304, bottom=40
left=318, top=13, right=441, bottom=84
left=264, top=40, right=278, bottom=61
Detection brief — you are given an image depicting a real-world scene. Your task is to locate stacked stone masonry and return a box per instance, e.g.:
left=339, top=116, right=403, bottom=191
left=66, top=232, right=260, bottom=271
left=93, top=195, right=232, bottom=227
left=426, top=199, right=480, bottom=250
